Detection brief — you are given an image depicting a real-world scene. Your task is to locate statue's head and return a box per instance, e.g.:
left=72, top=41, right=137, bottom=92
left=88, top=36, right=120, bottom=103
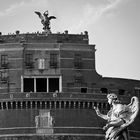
left=107, top=93, right=120, bottom=104
left=107, top=93, right=117, bottom=100
left=43, top=10, right=48, bottom=16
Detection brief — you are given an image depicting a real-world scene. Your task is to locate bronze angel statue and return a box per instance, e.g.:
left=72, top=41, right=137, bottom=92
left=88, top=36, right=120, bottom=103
left=94, top=93, right=139, bottom=140
left=35, top=10, right=56, bottom=32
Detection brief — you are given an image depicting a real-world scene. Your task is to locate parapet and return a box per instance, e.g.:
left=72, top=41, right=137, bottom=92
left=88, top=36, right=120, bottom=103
left=0, top=30, right=89, bottom=44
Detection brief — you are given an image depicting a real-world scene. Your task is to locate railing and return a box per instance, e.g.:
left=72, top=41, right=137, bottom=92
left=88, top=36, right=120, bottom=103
left=0, top=92, right=108, bottom=101
left=0, top=92, right=130, bottom=110
left=0, top=92, right=130, bottom=104
left=0, top=100, right=108, bottom=110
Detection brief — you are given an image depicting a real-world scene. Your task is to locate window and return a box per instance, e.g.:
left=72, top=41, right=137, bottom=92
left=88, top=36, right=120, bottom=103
left=48, top=78, right=59, bottom=92
left=23, top=78, right=34, bottom=92
left=74, top=71, right=83, bottom=83
left=25, top=54, right=33, bottom=68
left=36, top=78, right=47, bottom=92
left=75, top=77, right=82, bottom=83
left=23, top=77, right=61, bottom=93
left=1, top=71, right=8, bottom=82
left=100, top=88, right=108, bottom=94
left=50, top=53, right=58, bottom=68
left=81, top=87, right=87, bottom=93
left=1, top=55, right=8, bottom=68
left=38, top=59, right=45, bottom=70
left=74, top=54, right=82, bottom=69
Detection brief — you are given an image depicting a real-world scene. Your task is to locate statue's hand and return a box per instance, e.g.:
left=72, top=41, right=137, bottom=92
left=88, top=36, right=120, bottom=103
left=94, top=106, right=99, bottom=111
left=103, top=125, right=107, bottom=131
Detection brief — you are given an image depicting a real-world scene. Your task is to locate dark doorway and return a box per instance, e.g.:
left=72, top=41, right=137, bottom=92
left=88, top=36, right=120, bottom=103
left=36, top=78, right=47, bottom=92
left=24, top=78, right=34, bottom=92
left=49, top=78, right=59, bottom=92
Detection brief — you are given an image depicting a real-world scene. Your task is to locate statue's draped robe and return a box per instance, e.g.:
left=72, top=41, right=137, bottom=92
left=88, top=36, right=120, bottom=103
left=105, top=104, right=130, bottom=140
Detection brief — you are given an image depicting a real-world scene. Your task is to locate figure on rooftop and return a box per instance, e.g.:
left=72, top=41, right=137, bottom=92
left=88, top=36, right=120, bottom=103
left=35, top=10, right=56, bottom=33
left=94, top=93, right=139, bottom=140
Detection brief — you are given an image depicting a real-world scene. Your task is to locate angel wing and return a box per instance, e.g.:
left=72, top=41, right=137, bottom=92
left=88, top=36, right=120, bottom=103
left=34, top=11, right=44, bottom=21
left=49, top=16, right=56, bottom=20
left=122, top=96, right=139, bottom=127
left=113, top=96, right=139, bottom=138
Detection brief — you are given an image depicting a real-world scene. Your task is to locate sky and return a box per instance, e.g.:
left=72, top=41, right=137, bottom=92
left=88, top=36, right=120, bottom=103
left=0, top=0, right=140, bottom=80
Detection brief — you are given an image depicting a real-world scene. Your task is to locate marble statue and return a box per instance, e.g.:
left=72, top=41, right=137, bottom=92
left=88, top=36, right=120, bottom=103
left=94, top=93, right=139, bottom=140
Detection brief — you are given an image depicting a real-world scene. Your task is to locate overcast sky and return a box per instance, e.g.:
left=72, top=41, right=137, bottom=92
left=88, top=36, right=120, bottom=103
left=0, top=0, right=140, bottom=80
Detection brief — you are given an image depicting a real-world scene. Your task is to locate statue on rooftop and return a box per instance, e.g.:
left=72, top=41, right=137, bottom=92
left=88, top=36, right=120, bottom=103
left=94, top=93, right=139, bottom=140
left=35, top=10, right=56, bottom=33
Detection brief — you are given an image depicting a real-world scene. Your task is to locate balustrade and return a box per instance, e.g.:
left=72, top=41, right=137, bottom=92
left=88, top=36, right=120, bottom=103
left=0, top=100, right=109, bottom=111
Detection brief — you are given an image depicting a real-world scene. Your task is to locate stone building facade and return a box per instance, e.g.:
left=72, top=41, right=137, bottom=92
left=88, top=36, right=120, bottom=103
left=0, top=31, right=139, bottom=140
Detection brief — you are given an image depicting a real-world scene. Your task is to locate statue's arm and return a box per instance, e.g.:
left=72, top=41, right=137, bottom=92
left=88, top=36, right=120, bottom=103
left=103, top=118, right=124, bottom=130
left=108, top=119, right=124, bottom=127
left=94, top=106, right=108, bottom=120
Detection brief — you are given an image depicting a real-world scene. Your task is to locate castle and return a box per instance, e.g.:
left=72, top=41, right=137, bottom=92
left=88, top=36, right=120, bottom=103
left=0, top=22, right=140, bottom=140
